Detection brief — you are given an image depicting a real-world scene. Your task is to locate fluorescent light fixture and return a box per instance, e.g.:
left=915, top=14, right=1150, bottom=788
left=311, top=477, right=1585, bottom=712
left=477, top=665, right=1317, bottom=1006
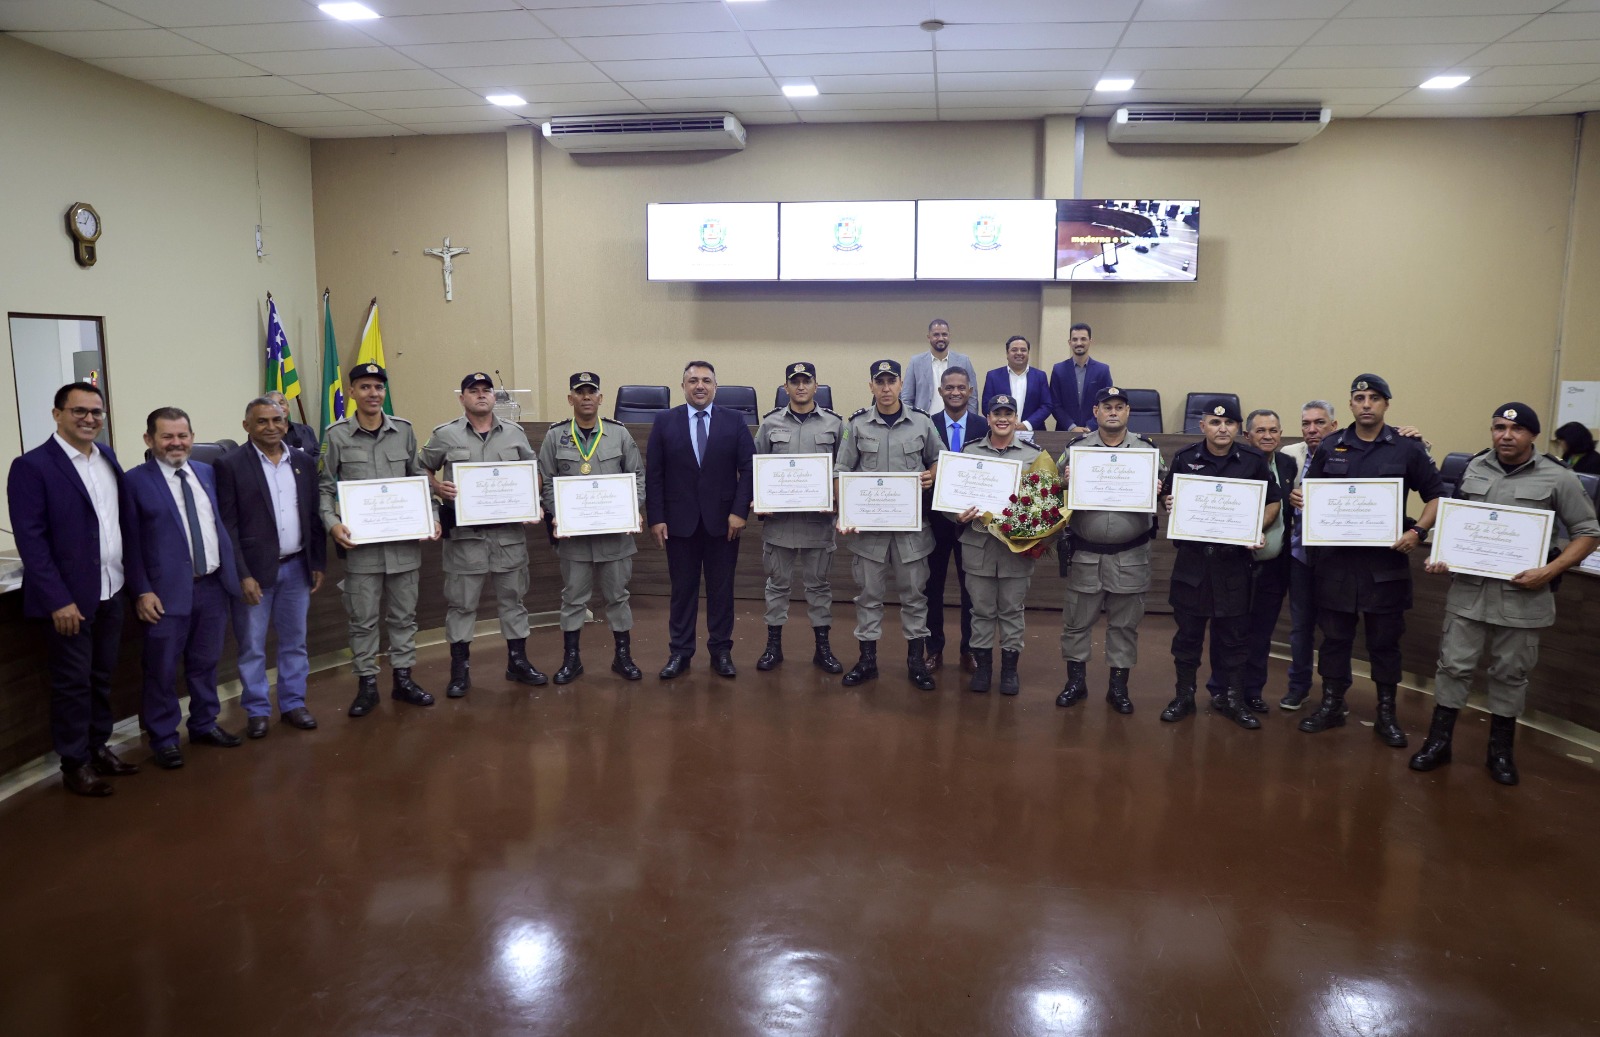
left=319, top=2, right=380, bottom=20
left=782, top=83, right=819, bottom=98
left=485, top=93, right=527, bottom=107
left=1420, top=75, right=1470, bottom=89
left=1096, top=78, right=1135, bottom=92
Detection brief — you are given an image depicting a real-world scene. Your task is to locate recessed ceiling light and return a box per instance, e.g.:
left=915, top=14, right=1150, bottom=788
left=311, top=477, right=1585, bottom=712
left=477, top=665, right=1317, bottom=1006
left=318, top=3, right=380, bottom=20
left=782, top=83, right=819, bottom=98
left=485, top=94, right=527, bottom=107
left=1421, top=75, right=1470, bottom=89
left=1096, top=78, right=1136, bottom=92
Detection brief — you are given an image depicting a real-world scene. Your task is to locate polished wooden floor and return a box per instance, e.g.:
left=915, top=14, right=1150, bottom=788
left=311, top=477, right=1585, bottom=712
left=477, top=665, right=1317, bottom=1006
left=2, top=598, right=1597, bottom=1037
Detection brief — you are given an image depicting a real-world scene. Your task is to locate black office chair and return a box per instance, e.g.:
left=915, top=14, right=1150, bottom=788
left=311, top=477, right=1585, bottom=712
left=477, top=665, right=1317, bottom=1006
left=1121, top=388, right=1163, bottom=435
left=613, top=384, right=670, bottom=424
left=773, top=384, right=834, bottom=412
left=717, top=385, right=760, bottom=425
left=1182, top=393, right=1242, bottom=434
left=1576, top=471, right=1599, bottom=508
left=1438, top=451, right=1473, bottom=499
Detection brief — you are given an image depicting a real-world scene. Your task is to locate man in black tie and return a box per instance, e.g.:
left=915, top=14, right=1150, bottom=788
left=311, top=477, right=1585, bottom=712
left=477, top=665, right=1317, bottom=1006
left=923, top=368, right=988, bottom=672
left=646, top=361, right=756, bottom=679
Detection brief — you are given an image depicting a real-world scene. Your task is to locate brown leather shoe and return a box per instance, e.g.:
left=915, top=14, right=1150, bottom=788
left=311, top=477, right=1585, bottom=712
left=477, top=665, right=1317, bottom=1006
left=63, top=763, right=113, bottom=797
left=926, top=650, right=944, bottom=671
left=281, top=707, right=318, bottom=730
left=89, top=745, right=139, bottom=776
left=961, top=651, right=977, bottom=674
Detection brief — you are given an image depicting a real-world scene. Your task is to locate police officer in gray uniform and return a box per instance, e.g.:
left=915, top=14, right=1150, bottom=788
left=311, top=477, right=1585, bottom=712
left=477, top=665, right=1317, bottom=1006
left=1411, top=403, right=1599, bottom=785
left=754, top=362, right=845, bottom=674
left=538, top=371, right=646, bottom=684
left=835, top=358, right=942, bottom=690
left=955, top=395, right=1042, bottom=696
left=1055, top=386, right=1167, bottom=713
left=320, top=363, right=438, bottom=716
left=419, top=372, right=548, bottom=698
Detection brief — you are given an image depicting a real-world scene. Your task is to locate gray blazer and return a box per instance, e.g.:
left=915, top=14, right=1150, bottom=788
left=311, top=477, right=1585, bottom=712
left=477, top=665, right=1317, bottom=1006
left=899, top=349, right=978, bottom=414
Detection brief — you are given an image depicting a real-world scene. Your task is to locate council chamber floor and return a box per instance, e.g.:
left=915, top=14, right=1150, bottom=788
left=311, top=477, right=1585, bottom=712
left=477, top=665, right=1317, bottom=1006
left=1, top=597, right=1596, bottom=1037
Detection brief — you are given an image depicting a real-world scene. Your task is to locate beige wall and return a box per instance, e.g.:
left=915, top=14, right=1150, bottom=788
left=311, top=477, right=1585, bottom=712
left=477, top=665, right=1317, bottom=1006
left=0, top=36, right=315, bottom=549
left=1559, top=113, right=1600, bottom=388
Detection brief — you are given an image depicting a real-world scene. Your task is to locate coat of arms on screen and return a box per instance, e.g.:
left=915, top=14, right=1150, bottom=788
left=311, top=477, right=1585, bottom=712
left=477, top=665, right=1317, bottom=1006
left=833, top=216, right=863, bottom=252
left=972, top=215, right=1001, bottom=251
left=698, top=218, right=728, bottom=253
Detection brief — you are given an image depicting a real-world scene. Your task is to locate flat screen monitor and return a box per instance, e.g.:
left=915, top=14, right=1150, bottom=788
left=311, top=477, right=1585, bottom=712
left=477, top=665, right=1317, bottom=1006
left=914, top=199, right=1058, bottom=280
left=779, top=200, right=916, bottom=281
left=1055, top=198, right=1199, bottom=281
left=646, top=202, right=779, bottom=281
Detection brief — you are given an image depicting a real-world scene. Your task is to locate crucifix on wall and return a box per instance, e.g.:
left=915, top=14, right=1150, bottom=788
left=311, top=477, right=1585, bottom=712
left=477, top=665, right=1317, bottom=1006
left=424, top=236, right=470, bottom=302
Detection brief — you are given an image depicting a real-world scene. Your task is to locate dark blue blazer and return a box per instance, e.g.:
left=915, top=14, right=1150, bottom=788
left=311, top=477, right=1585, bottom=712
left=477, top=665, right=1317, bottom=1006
left=1048, top=357, right=1114, bottom=431
left=123, top=458, right=240, bottom=616
left=932, top=408, right=989, bottom=451
left=645, top=404, right=755, bottom=537
left=6, top=439, right=129, bottom=619
left=214, top=443, right=326, bottom=589
left=980, top=367, right=1051, bottom=430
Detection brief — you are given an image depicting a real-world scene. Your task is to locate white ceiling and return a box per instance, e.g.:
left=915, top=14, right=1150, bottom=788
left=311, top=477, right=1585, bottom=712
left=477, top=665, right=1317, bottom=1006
left=5, top=0, right=1600, bottom=137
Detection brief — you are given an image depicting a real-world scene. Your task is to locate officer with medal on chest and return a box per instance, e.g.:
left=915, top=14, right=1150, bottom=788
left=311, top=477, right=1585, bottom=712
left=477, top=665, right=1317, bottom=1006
left=538, top=371, right=647, bottom=684
left=753, top=362, right=846, bottom=674
left=419, top=372, right=548, bottom=698
left=1158, top=398, right=1281, bottom=728
left=835, top=358, right=943, bottom=690
left=1295, top=373, right=1444, bottom=747
left=1412, top=403, right=1599, bottom=785
left=1055, top=385, right=1167, bottom=714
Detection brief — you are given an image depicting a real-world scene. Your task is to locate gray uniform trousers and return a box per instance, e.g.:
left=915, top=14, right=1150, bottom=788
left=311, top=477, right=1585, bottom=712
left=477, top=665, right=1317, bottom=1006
left=343, top=568, right=419, bottom=675
left=965, top=573, right=1029, bottom=651
left=1434, top=615, right=1539, bottom=715
left=764, top=543, right=835, bottom=627
left=1060, top=548, right=1151, bottom=668
left=851, top=540, right=930, bottom=642
left=444, top=538, right=531, bottom=643
left=559, top=555, right=633, bottom=632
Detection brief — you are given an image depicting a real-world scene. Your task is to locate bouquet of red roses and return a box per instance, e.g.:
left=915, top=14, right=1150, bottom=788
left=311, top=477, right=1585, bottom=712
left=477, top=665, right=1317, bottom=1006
left=980, top=451, right=1070, bottom=558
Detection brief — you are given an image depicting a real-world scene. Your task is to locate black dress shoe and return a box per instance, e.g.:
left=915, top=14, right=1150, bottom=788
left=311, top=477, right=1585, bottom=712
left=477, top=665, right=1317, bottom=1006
left=89, top=745, right=139, bottom=776
left=659, top=654, right=691, bottom=680
left=1245, top=696, right=1270, bottom=714
left=64, top=763, right=114, bottom=797
left=191, top=726, right=243, bottom=748
left=149, top=745, right=185, bottom=770
left=281, top=707, right=318, bottom=730
left=711, top=652, right=737, bottom=678
left=246, top=717, right=270, bottom=739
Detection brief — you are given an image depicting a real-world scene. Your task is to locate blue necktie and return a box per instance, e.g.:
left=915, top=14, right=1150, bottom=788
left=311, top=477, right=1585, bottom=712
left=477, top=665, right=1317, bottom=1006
left=177, top=468, right=206, bottom=576
left=694, top=409, right=708, bottom=467
left=948, top=419, right=961, bottom=453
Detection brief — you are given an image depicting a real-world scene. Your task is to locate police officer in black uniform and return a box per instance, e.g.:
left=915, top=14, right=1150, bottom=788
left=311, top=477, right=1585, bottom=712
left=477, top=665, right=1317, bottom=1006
left=1158, top=398, right=1281, bottom=728
left=1296, top=373, right=1443, bottom=746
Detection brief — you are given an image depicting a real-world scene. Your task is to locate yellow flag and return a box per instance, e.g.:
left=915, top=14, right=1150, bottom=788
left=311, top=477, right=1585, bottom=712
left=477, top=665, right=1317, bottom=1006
left=346, top=301, right=393, bottom=416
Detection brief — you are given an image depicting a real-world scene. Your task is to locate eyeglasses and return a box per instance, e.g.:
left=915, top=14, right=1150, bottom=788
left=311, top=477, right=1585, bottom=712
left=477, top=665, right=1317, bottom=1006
left=65, top=407, right=106, bottom=420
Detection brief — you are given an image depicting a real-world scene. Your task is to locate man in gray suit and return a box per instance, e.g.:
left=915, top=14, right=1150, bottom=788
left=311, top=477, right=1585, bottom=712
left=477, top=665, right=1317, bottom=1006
left=900, top=318, right=978, bottom=416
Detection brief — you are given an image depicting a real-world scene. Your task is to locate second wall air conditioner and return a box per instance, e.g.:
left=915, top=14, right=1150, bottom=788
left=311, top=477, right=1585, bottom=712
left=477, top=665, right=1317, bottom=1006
left=540, top=113, right=747, bottom=153
left=1108, top=106, right=1332, bottom=145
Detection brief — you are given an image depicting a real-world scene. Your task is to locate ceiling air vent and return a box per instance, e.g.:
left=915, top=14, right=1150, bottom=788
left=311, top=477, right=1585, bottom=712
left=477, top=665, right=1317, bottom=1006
left=541, top=113, right=747, bottom=153
left=1108, top=105, right=1332, bottom=145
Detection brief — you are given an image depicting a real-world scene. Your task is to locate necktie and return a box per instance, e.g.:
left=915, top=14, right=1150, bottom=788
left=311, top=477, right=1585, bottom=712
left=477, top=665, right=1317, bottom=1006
left=694, top=409, right=708, bottom=467
left=1291, top=454, right=1312, bottom=562
left=176, top=468, right=206, bottom=576
left=948, top=419, right=961, bottom=453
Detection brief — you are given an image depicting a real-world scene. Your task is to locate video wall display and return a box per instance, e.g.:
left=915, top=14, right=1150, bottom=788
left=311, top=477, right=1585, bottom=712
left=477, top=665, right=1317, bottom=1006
left=647, top=198, right=1199, bottom=282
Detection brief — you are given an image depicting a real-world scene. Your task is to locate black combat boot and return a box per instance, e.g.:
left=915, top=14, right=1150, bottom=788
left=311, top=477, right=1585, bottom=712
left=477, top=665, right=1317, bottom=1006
left=1374, top=683, right=1408, bottom=748
left=842, top=640, right=878, bottom=686
left=1298, top=683, right=1348, bottom=733
left=1056, top=660, right=1087, bottom=707
left=756, top=625, right=784, bottom=671
left=1106, top=667, right=1134, bottom=714
left=553, top=630, right=583, bottom=685
left=1213, top=687, right=1260, bottom=729
left=446, top=642, right=471, bottom=698
left=1487, top=714, right=1519, bottom=786
left=969, top=648, right=993, bottom=693
left=611, top=630, right=642, bottom=680
left=999, top=649, right=1021, bottom=696
left=907, top=637, right=935, bottom=691
left=812, top=626, right=844, bottom=674
left=391, top=668, right=434, bottom=706
left=1409, top=705, right=1458, bottom=771
left=506, top=637, right=549, bottom=686
left=349, top=674, right=380, bottom=717
left=1161, top=670, right=1197, bottom=723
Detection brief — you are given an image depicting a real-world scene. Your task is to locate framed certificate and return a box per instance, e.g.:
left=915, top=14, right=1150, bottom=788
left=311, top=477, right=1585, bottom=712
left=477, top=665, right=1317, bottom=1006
left=1066, top=446, right=1160, bottom=513
left=453, top=460, right=540, bottom=526
left=1166, top=473, right=1267, bottom=547
left=838, top=471, right=923, bottom=533
left=336, top=476, right=434, bottom=545
left=931, top=449, right=1022, bottom=515
left=753, top=453, right=834, bottom=512
left=1302, top=478, right=1405, bottom=547
left=551, top=473, right=641, bottom=536
left=1429, top=498, right=1554, bottom=580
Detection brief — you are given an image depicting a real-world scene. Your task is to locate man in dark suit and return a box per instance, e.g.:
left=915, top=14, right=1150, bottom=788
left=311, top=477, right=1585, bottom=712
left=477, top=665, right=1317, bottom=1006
left=924, top=368, right=988, bottom=672
left=123, top=407, right=242, bottom=769
left=216, top=397, right=326, bottom=739
left=980, top=335, right=1051, bottom=432
left=6, top=382, right=139, bottom=797
left=1048, top=322, right=1114, bottom=433
left=646, top=360, right=756, bottom=679
left=264, top=389, right=320, bottom=463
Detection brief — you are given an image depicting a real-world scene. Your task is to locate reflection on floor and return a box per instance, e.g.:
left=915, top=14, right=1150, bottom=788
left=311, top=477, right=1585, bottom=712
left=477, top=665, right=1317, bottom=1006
left=2, top=597, right=1597, bottom=1037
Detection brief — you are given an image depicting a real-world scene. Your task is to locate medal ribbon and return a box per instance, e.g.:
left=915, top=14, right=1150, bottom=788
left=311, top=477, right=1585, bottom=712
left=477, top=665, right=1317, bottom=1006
left=574, top=423, right=603, bottom=468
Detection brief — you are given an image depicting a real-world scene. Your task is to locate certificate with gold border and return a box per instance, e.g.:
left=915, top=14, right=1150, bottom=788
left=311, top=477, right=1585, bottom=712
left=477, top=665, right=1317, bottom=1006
left=1166, top=474, right=1267, bottom=548
left=453, top=461, right=541, bottom=526
left=753, top=453, right=834, bottom=512
left=1429, top=498, right=1553, bottom=581
left=1302, top=477, right=1404, bottom=547
left=1066, top=446, right=1160, bottom=513
left=336, top=476, right=434, bottom=545
left=837, top=472, right=923, bottom=533
left=551, top=473, right=641, bottom=536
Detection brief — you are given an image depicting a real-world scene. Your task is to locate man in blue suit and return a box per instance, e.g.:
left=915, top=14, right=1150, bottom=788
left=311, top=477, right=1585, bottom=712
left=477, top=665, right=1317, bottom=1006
left=980, top=335, right=1051, bottom=432
left=1048, top=323, right=1114, bottom=433
left=123, top=407, right=242, bottom=769
left=646, top=360, right=756, bottom=679
left=7, top=382, right=139, bottom=797
left=924, top=368, right=987, bottom=672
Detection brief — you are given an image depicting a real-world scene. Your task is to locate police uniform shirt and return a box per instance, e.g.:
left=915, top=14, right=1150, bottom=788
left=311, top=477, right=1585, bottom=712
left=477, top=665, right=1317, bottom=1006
left=418, top=415, right=537, bottom=552
left=835, top=405, right=942, bottom=562
left=1447, top=450, right=1600, bottom=628
left=957, top=436, right=1042, bottom=578
left=318, top=414, right=430, bottom=574
left=1162, top=441, right=1281, bottom=613
left=537, top=418, right=645, bottom=563
left=755, top=405, right=843, bottom=549
left=1060, top=428, right=1167, bottom=546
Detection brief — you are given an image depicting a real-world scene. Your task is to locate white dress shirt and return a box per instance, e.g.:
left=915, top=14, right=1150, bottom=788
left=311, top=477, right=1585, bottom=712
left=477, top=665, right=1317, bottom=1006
left=254, top=444, right=304, bottom=557
left=927, top=355, right=949, bottom=411
left=1007, top=368, right=1030, bottom=429
left=53, top=433, right=124, bottom=600
left=159, top=459, right=220, bottom=575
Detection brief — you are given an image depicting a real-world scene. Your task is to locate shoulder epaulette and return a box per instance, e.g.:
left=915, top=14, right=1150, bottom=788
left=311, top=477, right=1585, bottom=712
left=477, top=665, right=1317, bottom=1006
left=907, top=405, right=931, bottom=417
left=1472, top=447, right=1492, bottom=458
left=849, top=406, right=871, bottom=419
left=761, top=406, right=785, bottom=419
left=389, top=415, right=412, bottom=426
left=1127, top=431, right=1156, bottom=447
left=821, top=406, right=841, bottom=418
left=327, top=416, right=349, bottom=428
left=550, top=416, right=574, bottom=427
left=1542, top=452, right=1564, bottom=465
left=1063, top=433, right=1090, bottom=450
left=431, top=419, right=455, bottom=432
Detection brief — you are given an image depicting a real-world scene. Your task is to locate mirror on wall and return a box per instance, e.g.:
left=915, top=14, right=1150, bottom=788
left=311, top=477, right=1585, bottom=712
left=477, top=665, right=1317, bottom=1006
left=8, top=313, right=110, bottom=450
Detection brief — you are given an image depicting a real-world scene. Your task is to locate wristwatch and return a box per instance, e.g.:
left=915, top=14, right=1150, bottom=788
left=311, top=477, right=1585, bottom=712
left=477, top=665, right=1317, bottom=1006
left=1411, top=526, right=1429, bottom=543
